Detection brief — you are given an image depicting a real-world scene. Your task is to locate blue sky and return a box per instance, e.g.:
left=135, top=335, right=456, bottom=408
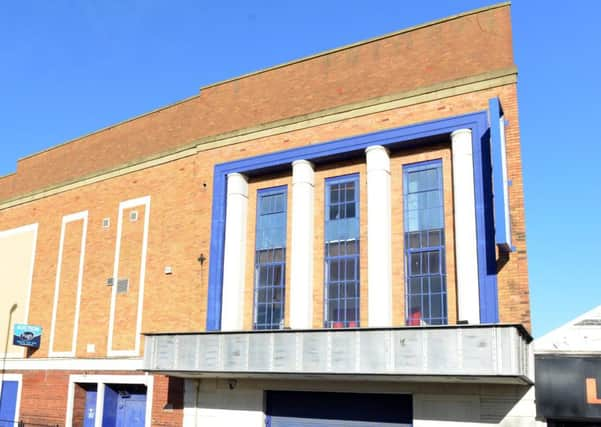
left=0, top=1, right=598, bottom=337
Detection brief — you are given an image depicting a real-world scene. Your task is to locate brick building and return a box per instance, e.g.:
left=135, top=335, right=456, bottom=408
left=0, top=3, right=537, bottom=426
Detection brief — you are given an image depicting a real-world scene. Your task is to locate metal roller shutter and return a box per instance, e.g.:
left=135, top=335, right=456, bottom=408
left=266, top=391, right=412, bottom=427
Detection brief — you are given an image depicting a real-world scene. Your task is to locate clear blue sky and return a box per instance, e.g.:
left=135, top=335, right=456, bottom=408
left=1, top=1, right=598, bottom=337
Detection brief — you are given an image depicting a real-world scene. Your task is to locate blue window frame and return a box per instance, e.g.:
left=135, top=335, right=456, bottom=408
left=254, top=186, right=287, bottom=330
left=404, top=160, right=447, bottom=325
left=324, top=174, right=360, bottom=328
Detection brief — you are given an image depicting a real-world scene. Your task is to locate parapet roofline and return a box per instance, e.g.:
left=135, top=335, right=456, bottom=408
left=202, top=2, right=512, bottom=91
left=16, top=1, right=511, bottom=165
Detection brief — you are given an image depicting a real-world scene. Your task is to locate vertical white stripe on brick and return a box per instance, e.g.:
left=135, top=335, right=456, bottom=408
left=451, top=128, right=480, bottom=324
left=290, top=160, right=315, bottom=329
left=221, top=173, right=249, bottom=331
left=365, top=145, right=393, bottom=327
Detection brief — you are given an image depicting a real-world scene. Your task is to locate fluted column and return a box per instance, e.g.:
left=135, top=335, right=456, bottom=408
left=366, top=145, right=393, bottom=327
left=221, top=173, right=249, bottom=331
left=451, top=128, right=480, bottom=324
left=290, top=160, right=315, bottom=329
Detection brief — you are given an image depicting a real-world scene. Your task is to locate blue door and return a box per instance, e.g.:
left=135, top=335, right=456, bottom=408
left=116, top=392, right=146, bottom=427
left=103, top=385, right=147, bottom=427
left=83, top=389, right=97, bottom=427
left=0, top=381, right=18, bottom=427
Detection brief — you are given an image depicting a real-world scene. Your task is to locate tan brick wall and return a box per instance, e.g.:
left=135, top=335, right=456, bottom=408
left=0, top=82, right=530, bottom=359
left=53, top=218, right=84, bottom=353
left=0, top=5, right=514, bottom=201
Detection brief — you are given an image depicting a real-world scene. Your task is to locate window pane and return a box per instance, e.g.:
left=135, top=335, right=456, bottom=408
left=428, top=230, right=441, bottom=247
left=346, top=203, right=356, bottom=219
left=409, top=277, right=421, bottom=294
left=328, top=283, right=339, bottom=299
left=428, top=251, right=440, bottom=274
left=345, top=186, right=355, bottom=203
left=431, top=294, right=443, bottom=319
left=328, top=242, right=339, bottom=257
left=430, top=276, right=442, bottom=293
left=409, top=232, right=420, bottom=249
left=330, top=205, right=340, bottom=220
left=345, top=258, right=356, bottom=279
left=330, top=186, right=339, bottom=203
left=410, top=253, right=421, bottom=275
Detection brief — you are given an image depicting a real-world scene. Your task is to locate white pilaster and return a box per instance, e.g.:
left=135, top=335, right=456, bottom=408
left=221, top=173, right=249, bottom=331
left=451, top=128, right=480, bottom=324
left=365, top=145, right=393, bottom=327
left=290, top=160, right=315, bottom=329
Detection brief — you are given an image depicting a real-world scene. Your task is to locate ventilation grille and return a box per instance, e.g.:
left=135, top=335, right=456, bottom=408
left=129, top=211, right=138, bottom=222
left=117, top=278, right=129, bottom=294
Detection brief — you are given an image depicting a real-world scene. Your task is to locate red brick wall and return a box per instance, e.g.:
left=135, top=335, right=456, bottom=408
left=10, top=371, right=182, bottom=426
left=0, top=5, right=514, bottom=202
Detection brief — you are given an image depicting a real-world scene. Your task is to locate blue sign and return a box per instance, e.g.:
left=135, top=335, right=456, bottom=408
left=13, top=323, right=42, bottom=348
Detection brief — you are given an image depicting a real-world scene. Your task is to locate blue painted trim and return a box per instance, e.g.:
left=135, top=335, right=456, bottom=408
left=401, top=158, right=441, bottom=172
left=489, top=97, right=513, bottom=253
left=207, top=110, right=499, bottom=330
left=324, top=173, right=360, bottom=185
left=474, top=115, right=499, bottom=323
left=257, top=185, right=288, bottom=197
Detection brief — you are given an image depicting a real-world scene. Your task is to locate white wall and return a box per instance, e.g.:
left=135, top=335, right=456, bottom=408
left=183, top=378, right=541, bottom=427
left=0, top=224, right=37, bottom=358
left=184, top=379, right=264, bottom=427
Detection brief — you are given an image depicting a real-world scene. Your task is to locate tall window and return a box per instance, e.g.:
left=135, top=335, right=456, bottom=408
left=404, top=160, right=447, bottom=325
left=324, top=175, right=360, bottom=328
left=254, top=187, right=287, bottom=330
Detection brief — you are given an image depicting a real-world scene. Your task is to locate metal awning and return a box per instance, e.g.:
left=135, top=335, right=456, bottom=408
left=143, top=324, right=532, bottom=385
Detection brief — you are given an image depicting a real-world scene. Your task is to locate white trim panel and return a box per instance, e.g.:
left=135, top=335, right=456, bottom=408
left=451, top=129, right=480, bottom=324
left=107, top=196, right=151, bottom=357
left=0, top=223, right=38, bottom=359
left=290, top=160, right=315, bottom=329
left=2, top=357, right=143, bottom=371
left=221, top=174, right=249, bottom=331
left=49, top=211, right=88, bottom=357
left=365, top=146, right=393, bottom=327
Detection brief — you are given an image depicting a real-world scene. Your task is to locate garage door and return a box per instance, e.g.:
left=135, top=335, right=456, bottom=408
left=266, top=391, right=412, bottom=427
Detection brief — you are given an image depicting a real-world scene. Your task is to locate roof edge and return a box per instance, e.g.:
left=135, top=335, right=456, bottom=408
left=17, top=92, right=202, bottom=163
left=201, top=2, right=512, bottom=91
left=13, top=2, right=511, bottom=167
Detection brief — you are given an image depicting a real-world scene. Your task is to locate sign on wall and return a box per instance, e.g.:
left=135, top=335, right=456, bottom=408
left=536, top=355, right=601, bottom=420
left=13, top=323, right=42, bottom=348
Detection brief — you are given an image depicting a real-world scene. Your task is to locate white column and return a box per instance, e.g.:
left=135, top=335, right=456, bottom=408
left=290, top=160, right=314, bottom=329
left=221, top=172, right=249, bottom=331
left=451, top=128, right=480, bottom=324
left=365, top=145, right=393, bottom=327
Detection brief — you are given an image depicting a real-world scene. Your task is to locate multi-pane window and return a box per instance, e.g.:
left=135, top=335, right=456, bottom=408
left=404, top=160, right=447, bottom=325
left=324, top=175, right=360, bottom=328
left=254, top=187, right=287, bottom=330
